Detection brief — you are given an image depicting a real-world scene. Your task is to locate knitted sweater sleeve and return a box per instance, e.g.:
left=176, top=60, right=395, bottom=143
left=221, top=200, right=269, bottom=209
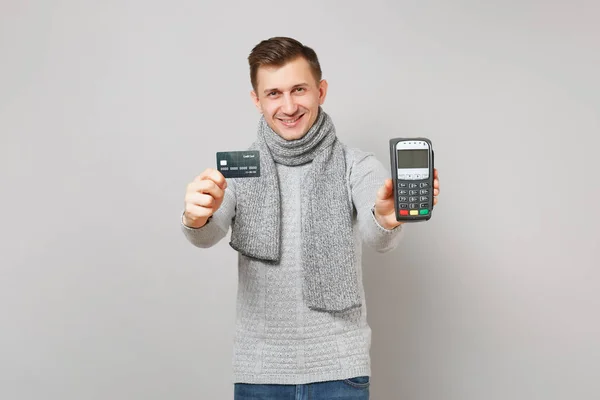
left=348, top=148, right=404, bottom=252
left=180, top=178, right=237, bottom=248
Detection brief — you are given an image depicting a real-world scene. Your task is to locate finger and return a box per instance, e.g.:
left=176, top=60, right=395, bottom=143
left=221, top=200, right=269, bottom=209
left=185, top=203, right=212, bottom=219
left=187, top=192, right=215, bottom=208
left=190, top=179, right=225, bottom=200
left=377, top=178, right=393, bottom=200
left=434, top=188, right=439, bottom=196
left=197, top=168, right=227, bottom=190
left=434, top=168, right=438, bottom=179
left=433, top=197, right=438, bottom=206
left=434, top=178, right=439, bottom=189
left=385, top=178, right=393, bottom=192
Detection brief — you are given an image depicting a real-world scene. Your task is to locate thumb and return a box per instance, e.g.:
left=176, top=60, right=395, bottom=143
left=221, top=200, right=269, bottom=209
left=377, top=178, right=393, bottom=200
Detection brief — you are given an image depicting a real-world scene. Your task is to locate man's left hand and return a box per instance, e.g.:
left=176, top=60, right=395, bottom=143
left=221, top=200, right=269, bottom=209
left=374, top=168, right=440, bottom=230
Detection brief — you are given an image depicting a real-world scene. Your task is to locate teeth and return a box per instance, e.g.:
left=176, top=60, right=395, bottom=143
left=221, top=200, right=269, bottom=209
left=281, top=115, right=301, bottom=124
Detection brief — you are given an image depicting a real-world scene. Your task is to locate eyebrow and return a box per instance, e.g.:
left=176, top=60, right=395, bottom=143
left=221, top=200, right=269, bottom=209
left=263, top=83, right=309, bottom=95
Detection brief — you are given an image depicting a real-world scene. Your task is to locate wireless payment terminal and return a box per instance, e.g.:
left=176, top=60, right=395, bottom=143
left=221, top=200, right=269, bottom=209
left=389, top=138, right=435, bottom=222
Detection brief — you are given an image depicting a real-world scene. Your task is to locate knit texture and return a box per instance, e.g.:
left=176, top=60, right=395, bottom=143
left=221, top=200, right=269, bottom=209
left=182, top=146, right=404, bottom=385
left=230, top=108, right=359, bottom=313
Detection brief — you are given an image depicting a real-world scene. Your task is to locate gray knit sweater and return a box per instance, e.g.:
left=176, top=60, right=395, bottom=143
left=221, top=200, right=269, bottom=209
left=181, top=145, right=404, bottom=385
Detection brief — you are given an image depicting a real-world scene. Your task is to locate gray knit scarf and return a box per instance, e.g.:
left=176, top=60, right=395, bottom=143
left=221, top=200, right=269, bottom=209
left=229, top=108, right=360, bottom=313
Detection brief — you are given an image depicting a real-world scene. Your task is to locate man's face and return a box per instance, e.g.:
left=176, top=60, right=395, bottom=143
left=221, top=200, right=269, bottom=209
left=251, top=57, right=328, bottom=141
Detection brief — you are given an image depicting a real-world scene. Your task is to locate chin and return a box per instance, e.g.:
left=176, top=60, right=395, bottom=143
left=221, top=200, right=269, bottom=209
left=272, top=112, right=312, bottom=139
left=271, top=122, right=308, bottom=140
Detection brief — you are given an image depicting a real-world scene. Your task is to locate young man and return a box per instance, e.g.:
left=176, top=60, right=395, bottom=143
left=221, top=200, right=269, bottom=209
left=181, top=37, right=440, bottom=400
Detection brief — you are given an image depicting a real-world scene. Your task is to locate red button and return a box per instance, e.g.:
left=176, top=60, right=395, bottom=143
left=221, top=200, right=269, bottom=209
left=400, top=210, right=409, bottom=216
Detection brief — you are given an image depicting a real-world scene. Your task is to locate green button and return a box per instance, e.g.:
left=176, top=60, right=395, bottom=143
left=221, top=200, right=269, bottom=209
left=419, top=209, right=429, bottom=215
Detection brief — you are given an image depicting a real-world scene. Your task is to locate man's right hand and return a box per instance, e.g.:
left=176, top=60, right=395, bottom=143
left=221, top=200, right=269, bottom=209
left=183, top=168, right=227, bottom=228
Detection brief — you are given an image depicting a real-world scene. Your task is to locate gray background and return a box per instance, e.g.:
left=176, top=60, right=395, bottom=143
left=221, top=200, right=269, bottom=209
left=1, top=1, right=599, bottom=399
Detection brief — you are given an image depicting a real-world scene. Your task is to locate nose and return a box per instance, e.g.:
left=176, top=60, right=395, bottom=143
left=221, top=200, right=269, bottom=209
left=281, top=93, right=298, bottom=115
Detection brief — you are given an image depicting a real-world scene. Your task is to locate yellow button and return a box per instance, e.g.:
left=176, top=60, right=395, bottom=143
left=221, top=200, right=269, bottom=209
left=410, top=210, right=418, bottom=216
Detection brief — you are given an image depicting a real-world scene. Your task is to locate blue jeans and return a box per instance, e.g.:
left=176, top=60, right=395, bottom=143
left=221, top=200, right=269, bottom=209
left=234, top=376, right=370, bottom=399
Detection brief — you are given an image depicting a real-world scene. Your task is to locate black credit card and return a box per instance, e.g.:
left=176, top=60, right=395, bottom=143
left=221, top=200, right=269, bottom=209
left=216, top=151, right=261, bottom=178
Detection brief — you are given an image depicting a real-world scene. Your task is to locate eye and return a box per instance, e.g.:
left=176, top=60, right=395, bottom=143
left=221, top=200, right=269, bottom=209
left=267, top=91, right=278, bottom=97
left=294, top=87, right=305, bottom=92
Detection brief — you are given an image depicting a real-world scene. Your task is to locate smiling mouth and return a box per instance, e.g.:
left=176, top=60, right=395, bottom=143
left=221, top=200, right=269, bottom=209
left=278, top=114, right=304, bottom=127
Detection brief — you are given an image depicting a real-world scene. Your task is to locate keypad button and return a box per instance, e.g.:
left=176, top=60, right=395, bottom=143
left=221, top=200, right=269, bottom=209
left=420, top=196, right=428, bottom=201
left=410, top=210, right=419, bottom=216
left=399, top=196, right=408, bottom=202
left=398, top=182, right=407, bottom=188
left=409, top=197, right=418, bottom=202
left=400, top=203, right=408, bottom=209
left=399, top=190, right=408, bottom=195
left=420, top=203, right=428, bottom=208
left=400, top=210, right=409, bottom=216
left=409, top=190, right=418, bottom=195
left=420, top=189, right=429, bottom=195
left=409, top=204, right=418, bottom=209
left=409, top=183, right=418, bottom=188
left=420, top=182, right=429, bottom=188
left=419, top=209, right=429, bottom=215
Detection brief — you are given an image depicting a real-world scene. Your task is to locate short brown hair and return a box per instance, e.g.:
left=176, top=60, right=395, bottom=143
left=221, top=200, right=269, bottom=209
left=248, top=37, right=322, bottom=92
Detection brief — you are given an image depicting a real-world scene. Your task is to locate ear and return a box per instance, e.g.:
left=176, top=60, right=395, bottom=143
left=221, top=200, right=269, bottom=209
left=318, top=79, right=328, bottom=105
left=250, top=90, right=263, bottom=114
